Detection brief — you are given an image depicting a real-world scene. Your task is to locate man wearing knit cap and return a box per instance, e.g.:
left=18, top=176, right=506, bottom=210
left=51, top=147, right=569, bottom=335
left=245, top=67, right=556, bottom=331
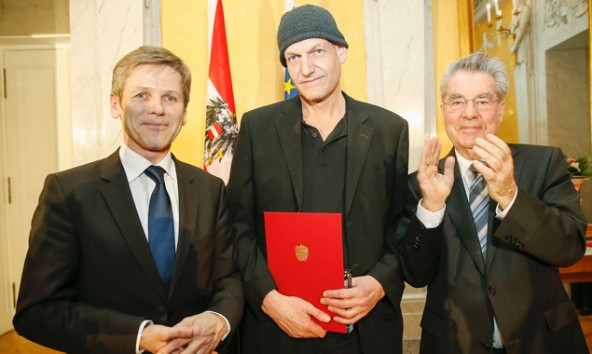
left=227, top=4, right=408, bottom=354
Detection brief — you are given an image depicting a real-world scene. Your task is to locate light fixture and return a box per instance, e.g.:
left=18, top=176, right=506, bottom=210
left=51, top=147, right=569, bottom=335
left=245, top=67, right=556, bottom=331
left=485, top=0, right=519, bottom=41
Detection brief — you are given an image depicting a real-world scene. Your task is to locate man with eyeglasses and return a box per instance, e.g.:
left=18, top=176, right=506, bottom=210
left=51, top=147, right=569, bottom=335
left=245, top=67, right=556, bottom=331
left=397, top=52, right=589, bottom=354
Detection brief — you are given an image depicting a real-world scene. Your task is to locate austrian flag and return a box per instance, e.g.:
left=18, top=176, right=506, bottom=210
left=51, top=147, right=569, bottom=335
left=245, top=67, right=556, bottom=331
left=207, top=122, right=223, bottom=140
left=204, top=0, right=238, bottom=184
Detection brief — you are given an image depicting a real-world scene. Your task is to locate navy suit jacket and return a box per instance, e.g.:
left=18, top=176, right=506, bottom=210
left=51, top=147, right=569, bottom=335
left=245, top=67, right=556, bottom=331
left=13, top=151, right=243, bottom=354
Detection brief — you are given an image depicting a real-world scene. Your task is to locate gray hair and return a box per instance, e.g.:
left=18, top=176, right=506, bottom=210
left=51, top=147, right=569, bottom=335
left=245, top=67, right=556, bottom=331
left=440, top=51, right=509, bottom=101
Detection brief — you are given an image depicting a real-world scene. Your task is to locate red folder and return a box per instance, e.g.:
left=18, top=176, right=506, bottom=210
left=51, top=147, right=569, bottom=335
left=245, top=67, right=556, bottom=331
left=265, top=211, right=346, bottom=333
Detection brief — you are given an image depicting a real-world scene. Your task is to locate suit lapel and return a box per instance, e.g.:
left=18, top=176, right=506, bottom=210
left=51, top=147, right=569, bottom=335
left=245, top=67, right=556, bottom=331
left=345, top=102, right=373, bottom=216
left=170, top=159, right=196, bottom=296
left=275, top=98, right=305, bottom=211
left=99, top=151, right=167, bottom=298
left=443, top=151, right=486, bottom=274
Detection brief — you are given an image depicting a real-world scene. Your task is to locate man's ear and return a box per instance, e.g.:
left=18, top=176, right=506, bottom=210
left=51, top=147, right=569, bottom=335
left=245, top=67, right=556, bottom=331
left=110, top=94, right=121, bottom=119
left=336, top=45, right=347, bottom=64
left=497, top=100, right=506, bottom=122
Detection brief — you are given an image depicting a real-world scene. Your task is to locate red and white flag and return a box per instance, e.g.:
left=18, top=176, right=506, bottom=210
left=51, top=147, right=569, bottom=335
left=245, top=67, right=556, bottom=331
left=205, top=0, right=238, bottom=184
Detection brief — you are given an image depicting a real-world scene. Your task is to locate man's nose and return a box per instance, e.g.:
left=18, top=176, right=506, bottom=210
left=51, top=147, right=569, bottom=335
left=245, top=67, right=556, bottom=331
left=149, top=97, right=165, bottom=115
left=300, top=56, right=315, bottom=76
left=463, top=100, right=479, bottom=117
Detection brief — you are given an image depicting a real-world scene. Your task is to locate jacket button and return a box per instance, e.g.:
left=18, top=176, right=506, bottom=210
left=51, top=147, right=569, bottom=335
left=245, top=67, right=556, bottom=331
left=488, top=286, right=496, bottom=295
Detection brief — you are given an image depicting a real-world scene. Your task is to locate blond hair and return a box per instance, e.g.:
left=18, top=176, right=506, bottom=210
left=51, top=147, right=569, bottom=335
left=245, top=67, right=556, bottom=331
left=111, top=46, right=191, bottom=107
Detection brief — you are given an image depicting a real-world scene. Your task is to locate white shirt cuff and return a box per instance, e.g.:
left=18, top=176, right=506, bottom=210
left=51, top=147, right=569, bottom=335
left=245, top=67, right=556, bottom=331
left=495, top=188, right=518, bottom=219
left=206, top=311, right=231, bottom=341
left=416, top=199, right=446, bottom=229
left=136, top=320, right=153, bottom=353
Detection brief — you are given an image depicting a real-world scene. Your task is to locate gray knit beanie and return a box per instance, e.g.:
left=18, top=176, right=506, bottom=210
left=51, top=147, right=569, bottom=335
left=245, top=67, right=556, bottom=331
left=277, top=4, right=349, bottom=67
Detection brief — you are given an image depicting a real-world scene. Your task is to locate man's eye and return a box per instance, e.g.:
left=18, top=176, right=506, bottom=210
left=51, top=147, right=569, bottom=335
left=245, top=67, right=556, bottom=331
left=450, top=100, right=464, bottom=107
left=287, top=55, right=298, bottom=62
left=135, top=93, right=146, bottom=99
left=314, top=49, right=324, bottom=55
left=164, top=95, right=178, bottom=102
left=475, top=100, right=489, bottom=106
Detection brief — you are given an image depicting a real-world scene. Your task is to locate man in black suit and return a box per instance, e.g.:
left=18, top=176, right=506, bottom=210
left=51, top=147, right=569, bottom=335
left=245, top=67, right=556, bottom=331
left=399, top=51, right=589, bottom=354
left=13, top=46, right=243, bottom=354
left=227, top=4, right=408, bottom=354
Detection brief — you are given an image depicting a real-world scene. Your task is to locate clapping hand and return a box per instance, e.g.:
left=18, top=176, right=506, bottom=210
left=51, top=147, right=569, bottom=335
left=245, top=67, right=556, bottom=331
left=417, top=137, right=455, bottom=211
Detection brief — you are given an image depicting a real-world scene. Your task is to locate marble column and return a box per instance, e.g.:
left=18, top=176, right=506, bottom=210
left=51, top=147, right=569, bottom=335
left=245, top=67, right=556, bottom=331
left=364, top=0, right=435, bottom=343
left=364, top=0, right=436, bottom=172
left=69, top=0, right=160, bottom=165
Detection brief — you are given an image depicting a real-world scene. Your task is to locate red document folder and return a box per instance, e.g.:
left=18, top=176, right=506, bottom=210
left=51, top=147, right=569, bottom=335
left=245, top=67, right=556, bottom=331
left=265, top=212, right=346, bottom=333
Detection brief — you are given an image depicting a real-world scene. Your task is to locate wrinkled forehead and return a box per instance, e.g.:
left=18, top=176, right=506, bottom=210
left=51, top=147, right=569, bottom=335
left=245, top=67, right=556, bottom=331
left=445, top=70, right=497, bottom=98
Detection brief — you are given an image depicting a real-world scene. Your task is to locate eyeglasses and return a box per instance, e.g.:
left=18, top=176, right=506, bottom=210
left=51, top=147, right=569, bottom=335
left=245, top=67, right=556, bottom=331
left=442, top=97, right=499, bottom=113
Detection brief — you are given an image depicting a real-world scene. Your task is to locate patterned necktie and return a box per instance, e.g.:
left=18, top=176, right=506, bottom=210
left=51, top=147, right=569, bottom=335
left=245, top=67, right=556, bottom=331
left=469, top=171, right=489, bottom=258
left=469, top=168, right=502, bottom=348
left=145, top=166, right=175, bottom=289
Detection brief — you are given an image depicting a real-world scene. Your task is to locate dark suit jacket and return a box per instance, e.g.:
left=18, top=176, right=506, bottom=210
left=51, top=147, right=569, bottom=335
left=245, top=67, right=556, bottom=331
left=13, top=151, right=243, bottom=354
left=398, top=144, right=589, bottom=354
left=227, top=93, right=409, bottom=354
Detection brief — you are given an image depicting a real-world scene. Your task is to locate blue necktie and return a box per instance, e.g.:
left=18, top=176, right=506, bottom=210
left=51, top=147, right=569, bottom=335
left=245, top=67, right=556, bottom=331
left=145, top=166, right=175, bottom=289
left=469, top=171, right=489, bottom=258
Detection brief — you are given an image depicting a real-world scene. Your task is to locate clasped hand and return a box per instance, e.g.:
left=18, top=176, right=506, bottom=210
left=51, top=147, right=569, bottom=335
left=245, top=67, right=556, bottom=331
left=140, top=312, right=227, bottom=354
left=321, top=275, right=385, bottom=325
left=261, top=275, right=384, bottom=338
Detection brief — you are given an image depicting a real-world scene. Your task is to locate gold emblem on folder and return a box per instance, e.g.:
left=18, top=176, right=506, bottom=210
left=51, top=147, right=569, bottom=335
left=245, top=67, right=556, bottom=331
left=295, top=244, right=309, bottom=261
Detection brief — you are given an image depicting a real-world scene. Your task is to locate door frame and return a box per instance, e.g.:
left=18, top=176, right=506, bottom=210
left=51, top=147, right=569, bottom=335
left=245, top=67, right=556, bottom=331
left=0, top=41, right=71, bottom=334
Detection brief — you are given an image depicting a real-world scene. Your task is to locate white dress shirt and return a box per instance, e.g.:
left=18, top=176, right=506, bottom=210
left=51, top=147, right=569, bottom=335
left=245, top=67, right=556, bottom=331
left=118, top=145, right=230, bottom=353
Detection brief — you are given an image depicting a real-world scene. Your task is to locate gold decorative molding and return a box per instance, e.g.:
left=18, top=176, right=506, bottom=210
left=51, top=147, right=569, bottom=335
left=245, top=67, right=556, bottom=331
left=459, top=0, right=475, bottom=55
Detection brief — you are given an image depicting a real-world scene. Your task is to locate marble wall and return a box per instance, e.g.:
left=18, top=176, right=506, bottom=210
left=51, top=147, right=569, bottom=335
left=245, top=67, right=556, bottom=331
left=364, top=0, right=435, bottom=341
left=364, top=0, right=436, bottom=175
left=68, top=0, right=142, bottom=165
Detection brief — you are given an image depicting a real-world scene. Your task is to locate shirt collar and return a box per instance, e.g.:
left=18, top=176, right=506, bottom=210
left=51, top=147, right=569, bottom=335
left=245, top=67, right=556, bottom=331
left=454, top=149, right=474, bottom=178
left=119, top=145, right=176, bottom=182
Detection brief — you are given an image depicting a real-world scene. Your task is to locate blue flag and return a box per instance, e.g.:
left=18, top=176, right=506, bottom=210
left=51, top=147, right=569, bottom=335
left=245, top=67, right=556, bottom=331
left=284, top=68, right=298, bottom=100
left=283, top=1, right=298, bottom=100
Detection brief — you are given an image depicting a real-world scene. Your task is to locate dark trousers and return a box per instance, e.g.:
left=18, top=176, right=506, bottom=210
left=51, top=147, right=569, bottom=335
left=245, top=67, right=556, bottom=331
left=572, top=282, right=592, bottom=315
left=240, top=309, right=362, bottom=354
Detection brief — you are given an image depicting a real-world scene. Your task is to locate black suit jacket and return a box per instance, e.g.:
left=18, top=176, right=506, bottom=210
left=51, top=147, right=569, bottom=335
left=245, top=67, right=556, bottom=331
left=13, top=151, right=243, bottom=354
left=227, top=93, right=409, bottom=354
left=398, top=144, right=588, bottom=354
